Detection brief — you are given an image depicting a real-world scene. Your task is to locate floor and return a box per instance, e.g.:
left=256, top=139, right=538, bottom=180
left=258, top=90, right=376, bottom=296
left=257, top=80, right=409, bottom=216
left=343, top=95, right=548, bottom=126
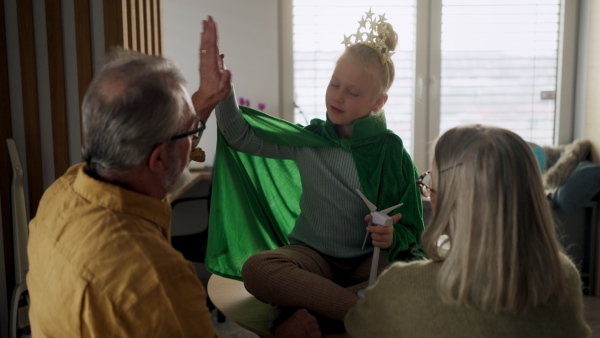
left=210, top=309, right=259, bottom=337
left=191, top=261, right=259, bottom=337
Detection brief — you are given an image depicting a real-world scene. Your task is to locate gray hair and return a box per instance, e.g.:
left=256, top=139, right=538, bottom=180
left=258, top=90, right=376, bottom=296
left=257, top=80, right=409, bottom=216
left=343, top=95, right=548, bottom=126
left=82, top=48, right=187, bottom=174
left=422, top=124, right=567, bottom=313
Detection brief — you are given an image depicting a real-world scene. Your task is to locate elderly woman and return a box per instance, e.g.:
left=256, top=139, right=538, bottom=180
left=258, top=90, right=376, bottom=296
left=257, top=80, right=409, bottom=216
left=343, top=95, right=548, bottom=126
left=345, top=124, right=591, bottom=338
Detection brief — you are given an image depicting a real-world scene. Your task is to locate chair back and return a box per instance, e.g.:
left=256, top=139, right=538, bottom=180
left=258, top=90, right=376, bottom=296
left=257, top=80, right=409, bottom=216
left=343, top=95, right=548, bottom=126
left=6, top=138, right=30, bottom=338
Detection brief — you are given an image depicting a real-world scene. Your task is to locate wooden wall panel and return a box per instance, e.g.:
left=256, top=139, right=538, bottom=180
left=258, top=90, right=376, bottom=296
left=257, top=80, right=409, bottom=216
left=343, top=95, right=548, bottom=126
left=103, top=0, right=127, bottom=51
left=137, top=0, right=146, bottom=53
left=151, top=0, right=159, bottom=55
left=144, top=0, right=152, bottom=54
left=155, top=0, right=162, bottom=55
left=126, top=0, right=136, bottom=50
left=45, top=0, right=70, bottom=178
left=0, top=0, right=15, bottom=306
left=74, top=0, right=94, bottom=144
left=16, top=0, right=44, bottom=218
left=104, top=0, right=162, bottom=56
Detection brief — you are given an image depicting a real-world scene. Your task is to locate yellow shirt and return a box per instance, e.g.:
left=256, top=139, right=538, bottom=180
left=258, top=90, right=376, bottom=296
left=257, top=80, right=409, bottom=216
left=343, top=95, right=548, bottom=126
left=27, top=163, right=217, bottom=337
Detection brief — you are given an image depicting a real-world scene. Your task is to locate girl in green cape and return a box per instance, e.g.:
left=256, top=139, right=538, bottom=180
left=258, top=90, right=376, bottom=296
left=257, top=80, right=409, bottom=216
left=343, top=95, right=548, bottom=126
left=195, top=13, right=425, bottom=336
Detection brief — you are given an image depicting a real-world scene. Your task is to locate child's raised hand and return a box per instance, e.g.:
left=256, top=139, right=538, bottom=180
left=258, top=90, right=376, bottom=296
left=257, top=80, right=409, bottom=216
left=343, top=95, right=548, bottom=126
left=192, top=16, right=232, bottom=121
left=364, top=213, right=401, bottom=249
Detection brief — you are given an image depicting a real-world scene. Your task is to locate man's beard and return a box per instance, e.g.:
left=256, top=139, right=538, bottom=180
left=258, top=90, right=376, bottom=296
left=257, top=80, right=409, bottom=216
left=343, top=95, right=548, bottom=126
left=164, top=160, right=193, bottom=198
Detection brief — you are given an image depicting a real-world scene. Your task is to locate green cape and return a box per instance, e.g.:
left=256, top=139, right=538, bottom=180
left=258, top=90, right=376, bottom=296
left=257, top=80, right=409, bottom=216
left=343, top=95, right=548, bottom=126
left=205, top=106, right=424, bottom=281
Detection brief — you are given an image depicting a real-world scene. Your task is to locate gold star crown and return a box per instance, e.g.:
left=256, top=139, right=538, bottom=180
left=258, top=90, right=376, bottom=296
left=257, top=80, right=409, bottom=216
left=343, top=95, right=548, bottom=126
left=341, top=8, right=395, bottom=64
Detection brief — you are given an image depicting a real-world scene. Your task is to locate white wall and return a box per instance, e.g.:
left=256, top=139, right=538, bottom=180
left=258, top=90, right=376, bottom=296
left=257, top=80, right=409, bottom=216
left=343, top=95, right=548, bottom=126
left=163, top=0, right=281, bottom=166
left=583, top=0, right=600, bottom=163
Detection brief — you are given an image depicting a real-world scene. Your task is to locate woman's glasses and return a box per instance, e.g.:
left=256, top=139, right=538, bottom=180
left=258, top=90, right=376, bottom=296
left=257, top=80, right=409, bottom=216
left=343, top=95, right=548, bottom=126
left=417, top=171, right=433, bottom=198
left=416, top=164, right=461, bottom=198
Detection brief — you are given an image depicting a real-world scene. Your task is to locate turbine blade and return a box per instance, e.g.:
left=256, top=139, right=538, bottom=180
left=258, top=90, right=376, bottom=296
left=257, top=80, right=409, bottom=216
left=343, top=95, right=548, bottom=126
left=355, top=189, right=377, bottom=211
left=361, top=219, right=373, bottom=249
left=361, top=231, right=370, bottom=249
left=380, top=202, right=404, bottom=215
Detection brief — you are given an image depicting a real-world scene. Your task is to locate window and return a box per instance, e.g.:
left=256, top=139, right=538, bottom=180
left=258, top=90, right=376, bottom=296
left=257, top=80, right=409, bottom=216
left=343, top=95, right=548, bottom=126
left=439, top=0, right=560, bottom=143
left=290, top=0, right=576, bottom=171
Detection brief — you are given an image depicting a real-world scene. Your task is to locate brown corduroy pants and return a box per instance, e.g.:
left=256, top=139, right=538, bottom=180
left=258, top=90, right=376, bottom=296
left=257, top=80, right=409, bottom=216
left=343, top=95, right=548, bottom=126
left=241, top=244, right=387, bottom=321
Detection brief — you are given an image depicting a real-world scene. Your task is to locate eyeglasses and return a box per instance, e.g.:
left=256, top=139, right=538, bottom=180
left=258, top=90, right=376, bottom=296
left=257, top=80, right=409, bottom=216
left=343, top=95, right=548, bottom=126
left=417, top=171, right=434, bottom=198
left=169, top=119, right=206, bottom=141
left=416, top=164, right=462, bottom=198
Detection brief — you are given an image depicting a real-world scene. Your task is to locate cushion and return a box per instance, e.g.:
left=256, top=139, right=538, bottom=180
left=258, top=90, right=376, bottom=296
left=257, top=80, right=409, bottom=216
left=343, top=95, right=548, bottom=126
left=528, top=142, right=546, bottom=172
left=550, top=161, right=600, bottom=214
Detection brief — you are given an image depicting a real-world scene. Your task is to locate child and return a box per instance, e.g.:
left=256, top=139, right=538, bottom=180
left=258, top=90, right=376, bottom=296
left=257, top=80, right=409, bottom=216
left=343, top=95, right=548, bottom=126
left=197, top=11, right=424, bottom=333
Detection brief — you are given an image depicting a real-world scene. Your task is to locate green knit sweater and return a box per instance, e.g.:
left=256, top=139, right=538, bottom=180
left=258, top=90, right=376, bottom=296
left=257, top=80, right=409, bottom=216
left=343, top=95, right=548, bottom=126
left=205, top=92, right=424, bottom=280
left=345, top=254, right=591, bottom=338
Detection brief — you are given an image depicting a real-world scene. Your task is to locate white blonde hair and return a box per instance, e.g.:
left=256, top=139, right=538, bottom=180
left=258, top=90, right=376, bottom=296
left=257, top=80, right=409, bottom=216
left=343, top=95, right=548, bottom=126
left=422, top=124, right=567, bottom=313
left=339, top=22, right=398, bottom=94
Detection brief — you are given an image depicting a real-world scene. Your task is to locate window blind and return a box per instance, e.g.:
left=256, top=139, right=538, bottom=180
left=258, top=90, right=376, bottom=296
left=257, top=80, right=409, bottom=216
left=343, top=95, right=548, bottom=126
left=439, top=0, right=560, bottom=144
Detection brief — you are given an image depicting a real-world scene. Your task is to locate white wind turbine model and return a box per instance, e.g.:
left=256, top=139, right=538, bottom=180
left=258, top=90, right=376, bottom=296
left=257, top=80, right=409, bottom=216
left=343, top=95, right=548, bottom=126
left=356, top=189, right=403, bottom=288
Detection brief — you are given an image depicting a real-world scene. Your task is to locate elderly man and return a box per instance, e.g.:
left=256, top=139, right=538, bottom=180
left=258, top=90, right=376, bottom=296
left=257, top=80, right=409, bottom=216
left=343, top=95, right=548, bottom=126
left=26, top=18, right=231, bottom=336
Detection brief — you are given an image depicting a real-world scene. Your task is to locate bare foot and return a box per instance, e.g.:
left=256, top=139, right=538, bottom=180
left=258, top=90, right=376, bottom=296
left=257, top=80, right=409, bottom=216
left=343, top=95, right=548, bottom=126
left=275, top=309, right=322, bottom=338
